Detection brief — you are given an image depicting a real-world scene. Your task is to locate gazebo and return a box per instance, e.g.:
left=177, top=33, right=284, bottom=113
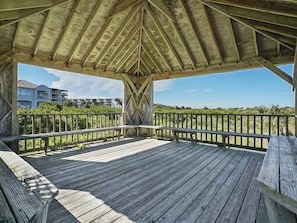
left=1, top=0, right=297, bottom=137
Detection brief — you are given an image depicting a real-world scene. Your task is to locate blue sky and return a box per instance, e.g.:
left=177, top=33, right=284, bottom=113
left=18, top=63, right=294, bottom=108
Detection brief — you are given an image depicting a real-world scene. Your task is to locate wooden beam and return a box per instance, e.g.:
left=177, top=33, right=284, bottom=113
left=228, top=7, right=297, bottom=30
left=12, top=21, right=21, bottom=49
left=204, top=0, right=297, bottom=18
left=81, top=18, right=112, bottom=66
left=0, top=11, right=19, bottom=21
left=51, top=0, right=80, bottom=59
left=254, top=56, right=293, bottom=86
left=228, top=18, right=240, bottom=61
left=105, top=24, right=140, bottom=70
left=94, top=3, right=141, bottom=69
left=112, top=0, right=140, bottom=16
left=116, top=41, right=138, bottom=72
left=180, top=0, right=209, bottom=66
left=125, top=54, right=138, bottom=73
left=199, top=1, right=295, bottom=51
left=293, top=41, right=297, bottom=136
left=67, top=0, right=104, bottom=63
left=147, top=5, right=183, bottom=70
left=142, top=43, right=162, bottom=73
left=148, top=0, right=175, bottom=21
left=141, top=57, right=152, bottom=74
left=136, top=5, right=145, bottom=77
left=143, top=25, right=172, bottom=71
left=32, top=11, right=51, bottom=57
left=253, top=22, right=297, bottom=39
left=0, top=0, right=53, bottom=12
left=201, top=4, right=224, bottom=64
left=253, top=31, right=259, bottom=57
left=0, top=0, right=70, bottom=28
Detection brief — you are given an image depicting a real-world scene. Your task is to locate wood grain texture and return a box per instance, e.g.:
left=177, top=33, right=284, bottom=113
left=24, top=139, right=265, bottom=223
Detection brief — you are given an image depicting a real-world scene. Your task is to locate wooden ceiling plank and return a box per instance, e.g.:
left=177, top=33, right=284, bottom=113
left=201, top=4, right=224, bottom=64
left=180, top=0, right=208, bottom=66
left=125, top=54, right=138, bottom=73
left=147, top=5, right=183, bottom=70
left=94, top=3, right=141, bottom=69
left=67, top=0, right=104, bottom=63
left=116, top=42, right=138, bottom=72
left=105, top=24, right=140, bottom=70
left=0, top=0, right=53, bottom=12
left=51, top=0, right=80, bottom=60
left=33, top=11, right=51, bottom=57
left=0, top=0, right=70, bottom=28
left=12, top=21, right=21, bottom=49
left=254, top=56, right=293, bottom=86
left=113, top=0, right=140, bottom=16
left=142, top=43, right=162, bottom=73
left=143, top=25, right=172, bottom=71
left=228, top=19, right=240, bottom=61
left=228, top=7, right=297, bottom=30
left=204, top=0, right=297, bottom=18
left=148, top=0, right=175, bottom=21
left=199, top=1, right=295, bottom=51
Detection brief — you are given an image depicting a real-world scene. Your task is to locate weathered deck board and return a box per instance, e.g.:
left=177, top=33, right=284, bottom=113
left=24, top=138, right=265, bottom=223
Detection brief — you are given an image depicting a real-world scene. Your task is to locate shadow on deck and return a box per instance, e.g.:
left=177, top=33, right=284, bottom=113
left=24, top=138, right=269, bottom=223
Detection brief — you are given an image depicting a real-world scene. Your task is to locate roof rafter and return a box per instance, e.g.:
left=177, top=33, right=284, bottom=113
left=67, top=0, right=104, bottom=63
left=199, top=1, right=296, bottom=51
left=32, top=11, right=51, bottom=57
left=254, top=56, right=293, bottom=85
left=253, top=22, right=297, bottom=39
left=201, top=4, right=224, bottom=64
left=180, top=0, right=208, bottom=66
left=228, top=7, right=297, bottom=30
left=142, top=43, right=162, bottom=73
left=125, top=54, right=139, bottom=73
left=141, top=57, right=152, bottom=73
left=228, top=18, right=240, bottom=61
left=81, top=18, right=113, bottom=67
left=113, top=0, right=140, bottom=16
left=94, top=3, right=141, bottom=69
left=0, top=11, right=19, bottom=21
left=136, top=5, right=145, bottom=77
left=204, top=0, right=297, bottom=18
left=148, top=0, right=175, bottom=21
left=51, top=0, right=80, bottom=60
left=0, top=0, right=70, bottom=28
left=12, top=21, right=21, bottom=49
left=143, top=25, right=172, bottom=71
left=293, top=41, right=297, bottom=89
left=0, top=0, right=53, bottom=12
left=116, top=41, right=139, bottom=72
left=105, top=24, right=140, bottom=70
left=147, top=5, right=183, bottom=70
left=253, top=31, right=259, bottom=57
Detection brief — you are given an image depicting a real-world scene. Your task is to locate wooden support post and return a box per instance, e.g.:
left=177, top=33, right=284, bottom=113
left=0, top=56, right=19, bottom=151
left=293, top=42, right=297, bottom=136
left=122, top=75, right=153, bottom=136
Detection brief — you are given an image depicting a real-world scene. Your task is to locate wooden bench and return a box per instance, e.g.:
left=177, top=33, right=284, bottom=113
left=137, top=125, right=166, bottom=139
left=0, top=125, right=138, bottom=154
left=165, top=127, right=270, bottom=148
left=258, top=136, right=297, bottom=223
left=0, top=140, right=58, bottom=222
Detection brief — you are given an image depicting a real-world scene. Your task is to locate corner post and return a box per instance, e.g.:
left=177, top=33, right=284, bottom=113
left=0, top=55, right=19, bottom=150
left=122, top=74, right=153, bottom=136
left=294, top=42, right=297, bottom=136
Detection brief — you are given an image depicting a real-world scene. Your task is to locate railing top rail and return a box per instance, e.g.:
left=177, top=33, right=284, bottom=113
left=18, top=112, right=123, bottom=116
left=154, top=112, right=294, bottom=117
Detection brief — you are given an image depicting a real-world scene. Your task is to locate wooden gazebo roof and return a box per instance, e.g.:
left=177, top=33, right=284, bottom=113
left=1, top=0, right=297, bottom=81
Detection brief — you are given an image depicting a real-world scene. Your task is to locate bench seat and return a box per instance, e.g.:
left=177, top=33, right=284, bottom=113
left=258, top=136, right=297, bottom=223
left=0, top=140, right=58, bottom=222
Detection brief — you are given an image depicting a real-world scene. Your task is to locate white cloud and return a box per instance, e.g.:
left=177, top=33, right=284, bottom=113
left=154, top=79, right=174, bottom=92
left=187, top=89, right=197, bottom=93
left=44, top=68, right=123, bottom=99
left=204, top=88, right=211, bottom=93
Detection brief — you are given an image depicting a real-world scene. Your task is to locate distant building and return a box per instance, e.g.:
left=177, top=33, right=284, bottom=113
left=17, top=80, right=68, bottom=109
left=69, top=98, right=122, bottom=108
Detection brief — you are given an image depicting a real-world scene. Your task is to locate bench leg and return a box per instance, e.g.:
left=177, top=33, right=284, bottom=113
left=190, top=133, right=195, bottom=144
left=42, top=137, right=49, bottom=155
left=222, top=135, right=228, bottom=148
left=34, top=201, right=50, bottom=223
left=262, top=195, right=280, bottom=223
left=173, top=131, right=179, bottom=143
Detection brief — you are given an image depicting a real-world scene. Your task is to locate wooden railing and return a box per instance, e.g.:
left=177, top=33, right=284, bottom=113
left=16, top=112, right=294, bottom=152
left=154, top=113, right=295, bottom=150
left=17, top=113, right=123, bottom=152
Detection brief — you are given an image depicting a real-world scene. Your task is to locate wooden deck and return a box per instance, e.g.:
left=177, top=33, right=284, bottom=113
left=24, top=138, right=268, bottom=223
